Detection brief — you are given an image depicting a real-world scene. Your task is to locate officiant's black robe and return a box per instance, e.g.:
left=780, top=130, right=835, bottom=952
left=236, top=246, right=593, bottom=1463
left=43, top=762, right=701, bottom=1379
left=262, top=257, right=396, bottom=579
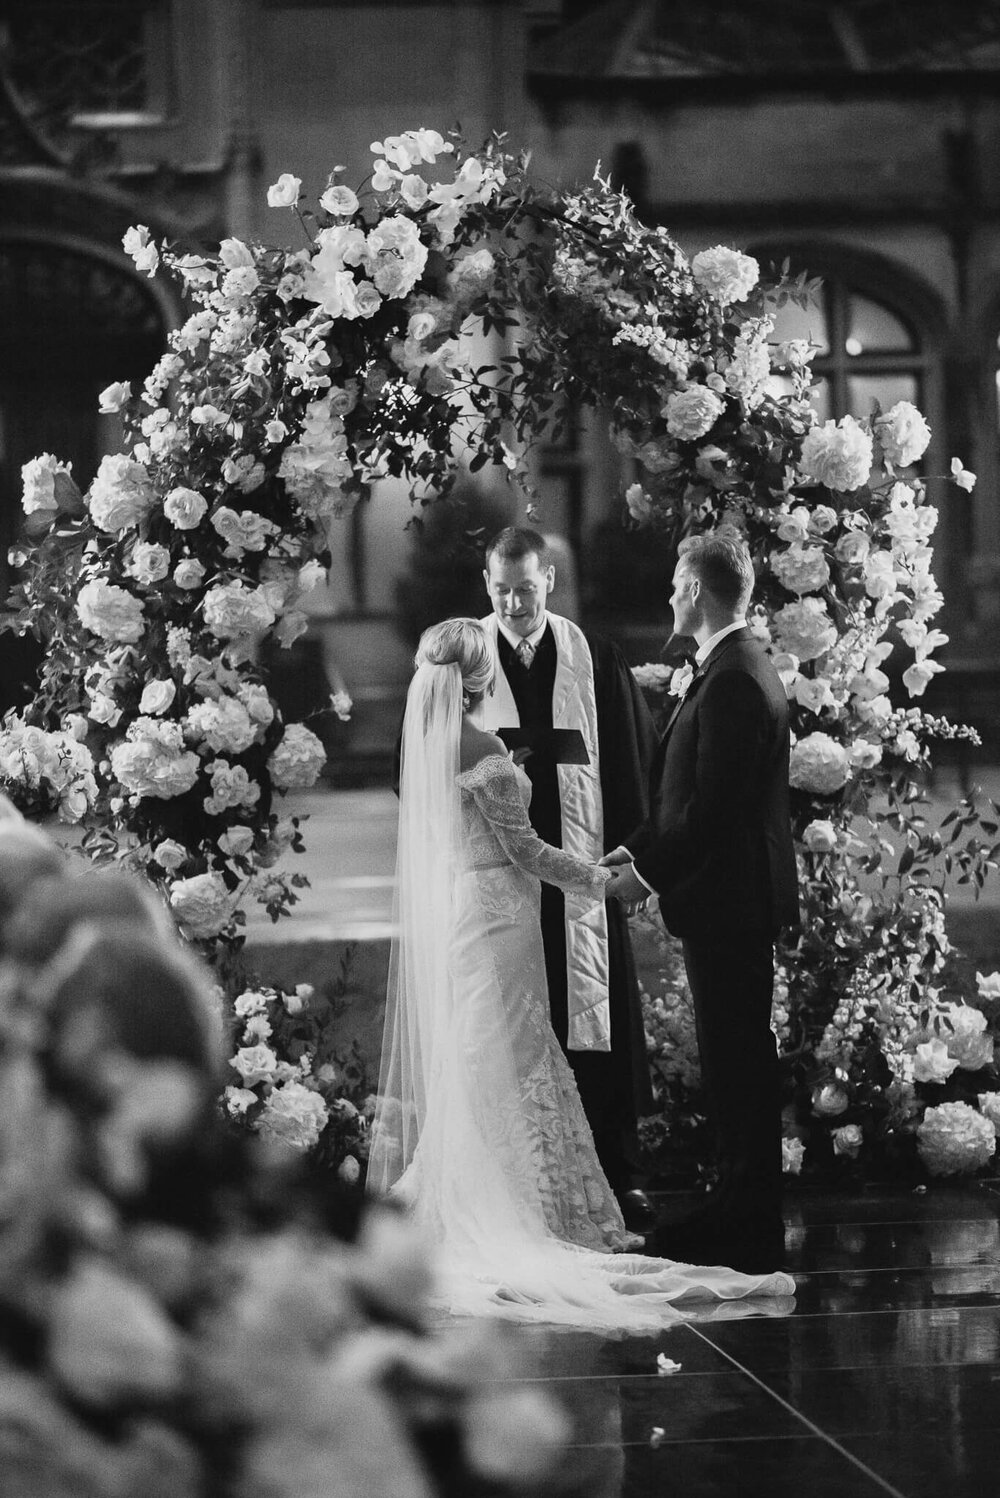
left=493, top=625, right=657, bottom=1159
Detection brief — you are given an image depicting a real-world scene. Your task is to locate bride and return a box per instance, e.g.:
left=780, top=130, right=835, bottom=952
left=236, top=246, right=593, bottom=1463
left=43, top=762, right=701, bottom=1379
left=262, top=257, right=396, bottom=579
left=368, top=618, right=794, bottom=1329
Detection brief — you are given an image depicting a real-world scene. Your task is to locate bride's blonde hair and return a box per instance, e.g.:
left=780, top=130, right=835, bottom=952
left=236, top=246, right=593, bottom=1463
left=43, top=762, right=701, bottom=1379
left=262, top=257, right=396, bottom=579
left=415, top=618, right=496, bottom=706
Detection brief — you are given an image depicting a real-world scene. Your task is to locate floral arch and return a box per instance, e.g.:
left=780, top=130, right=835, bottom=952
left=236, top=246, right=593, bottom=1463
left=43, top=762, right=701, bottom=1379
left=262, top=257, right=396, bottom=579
left=3, top=129, right=997, bottom=1178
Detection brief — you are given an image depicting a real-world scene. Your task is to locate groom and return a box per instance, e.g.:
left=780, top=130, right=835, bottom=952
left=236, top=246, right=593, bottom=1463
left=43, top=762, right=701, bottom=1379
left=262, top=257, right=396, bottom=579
left=472, top=526, right=658, bottom=1230
left=604, top=533, right=799, bottom=1272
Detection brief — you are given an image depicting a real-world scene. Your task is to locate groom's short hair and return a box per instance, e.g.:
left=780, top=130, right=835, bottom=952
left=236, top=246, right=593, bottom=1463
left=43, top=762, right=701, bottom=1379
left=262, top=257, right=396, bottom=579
left=679, top=533, right=755, bottom=613
left=484, top=526, right=551, bottom=570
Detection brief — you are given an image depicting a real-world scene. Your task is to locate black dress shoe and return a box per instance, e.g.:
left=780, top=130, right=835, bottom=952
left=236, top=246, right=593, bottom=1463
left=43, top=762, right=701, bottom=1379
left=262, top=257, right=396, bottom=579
left=619, top=1189, right=658, bottom=1234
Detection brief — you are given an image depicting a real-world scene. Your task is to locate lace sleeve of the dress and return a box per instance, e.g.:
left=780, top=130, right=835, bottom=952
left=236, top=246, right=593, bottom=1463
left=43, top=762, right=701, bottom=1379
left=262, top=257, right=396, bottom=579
left=459, top=755, right=611, bottom=900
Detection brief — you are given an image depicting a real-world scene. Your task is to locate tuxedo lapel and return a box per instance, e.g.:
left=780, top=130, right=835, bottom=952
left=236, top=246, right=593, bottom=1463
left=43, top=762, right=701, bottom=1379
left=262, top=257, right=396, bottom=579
left=654, top=627, right=754, bottom=760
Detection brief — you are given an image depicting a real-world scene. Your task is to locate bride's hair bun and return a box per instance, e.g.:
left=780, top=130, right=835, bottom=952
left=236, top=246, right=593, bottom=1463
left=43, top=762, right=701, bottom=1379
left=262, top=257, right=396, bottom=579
left=416, top=618, right=496, bottom=700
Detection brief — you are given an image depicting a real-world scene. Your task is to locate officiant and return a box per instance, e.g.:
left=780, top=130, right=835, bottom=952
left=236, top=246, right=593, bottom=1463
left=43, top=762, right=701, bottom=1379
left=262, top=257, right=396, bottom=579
left=473, top=526, right=658, bottom=1229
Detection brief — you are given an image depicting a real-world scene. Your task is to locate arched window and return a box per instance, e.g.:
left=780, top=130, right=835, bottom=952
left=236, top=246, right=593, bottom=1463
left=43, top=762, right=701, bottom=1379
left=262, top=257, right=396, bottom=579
left=765, top=273, right=929, bottom=424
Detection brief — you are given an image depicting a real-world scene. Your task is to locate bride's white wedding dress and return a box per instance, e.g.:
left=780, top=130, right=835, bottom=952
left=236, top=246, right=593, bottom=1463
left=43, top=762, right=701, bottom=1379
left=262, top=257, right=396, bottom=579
left=370, top=667, right=794, bottom=1331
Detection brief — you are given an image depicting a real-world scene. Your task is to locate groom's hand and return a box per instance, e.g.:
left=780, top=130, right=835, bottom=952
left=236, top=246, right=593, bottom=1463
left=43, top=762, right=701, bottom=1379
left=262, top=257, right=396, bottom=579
left=603, top=861, right=649, bottom=904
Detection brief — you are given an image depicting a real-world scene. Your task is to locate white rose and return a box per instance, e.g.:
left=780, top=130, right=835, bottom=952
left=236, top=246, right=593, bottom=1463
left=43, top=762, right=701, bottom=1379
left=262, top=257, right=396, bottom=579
left=88, top=454, right=155, bottom=533
left=264, top=419, right=288, bottom=444
left=802, top=819, right=838, bottom=853
left=267, top=723, right=326, bottom=789
left=218, top=237, right=254, bottom=269
left=691, top=246, right=759, bottom=306
left=876, top=401, right=931, bottom=467
left=173, top=559, right=206, bottom=590
left=812, top=1083, right=849, bottom=1117
left=662, top=386, right=726, bottom=441
left=21, top=453, right=78, bottom=516
left=164, top=486, right=209, bottom=530
left=976, top=971, right=1000, bottom=1002
left=931, top=1003, right=993, bottom=1071
left=76, top=580, right=145, bottom=644
left=799, top=416, right=873, bottom=492
left=153, top=839, right=188, bottom=871
left=98, top=381, right=132, bottom=414
left=266, top=172, right=302, bottom=208
left=337, top=1155, right=362, bottom=1185
left=832, top=1123, right=863, bottom=1159
left=977, top=1093, right=1000, bottom=1129
left=320, top=184, right=360, bottom=217
left=771, top=544, right=831, bottom=596
left=230, top=1043, right=279, bottom=1086
left=809, top=504, right=839, bottom=535
left=848, top=739, right=882, bottom=770
left=127, top=542, right=171, bottom=587
left=138, top=679, right=177, bottom=716
left=218, top=825, right=254, bottom=857
left=792, top=676, right=836, bottom=715
left=789, top=732, right=850, bottom=795
left=917, top=1101, right=996, bottom=1176
left=913, top=1037, right=960, bottom=1084
left=950, top=457, right=976, bottom=492
left=169, top=872, right=234, bottom=939
left=834, top=531, right=871, bottom=567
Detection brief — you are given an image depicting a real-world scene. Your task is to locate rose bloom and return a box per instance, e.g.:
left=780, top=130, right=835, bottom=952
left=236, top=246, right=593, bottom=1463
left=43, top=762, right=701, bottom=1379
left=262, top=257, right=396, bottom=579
left=173, top=558, right=206, bottom=590
left=164, top=486, right=209, bottom=529
left=809, top=504, right=839, bottom=535
left=203, top=760, right=261, bottom=815
left=930, top=1002, right=994, bottom=1071
left=771, top=544, right=831, bottom=596
left=218, top=825, right=254, bottom=857
left=977, top=971, right=1000, bottom=1002
left=789, top=732, right=850, bottom=794
left=917, top=1101, right=996, bottom=1176
left=169, top=871, right=234, bottom=939
left=267, top=722, right=326, bottom=789
left=211, top=507, right=279, bottom=555
left=834, top=530, right=871, bottom=567
left=127, top=542, right=171, bottom=587
left=230, top=1042, right=279, bottom=1086
left=811, top=1083, right=849, bottom=1117
left=257, top=1080, right=329, bottom=1150
left=832, top=1123, right=863, bottom=1159
left=799, top=415, right=873, bottom=492
left=913, top=1037, right=960, bottom=1084
left=22, top=453, right=75, bottom=515
left=153, top=839, right=187, bottom=871
left=848, top=739, right=883, bottom=770
left=662, top=386, right=726, bottom=441
left=773, top=598, right=838, bottom=662
left=690, top=246, right=759, bottom=306
left=87, top=453, right=155, bottom=533
left=977, top=1093, right=1000, bottom=1129
left=802, top=819, right=838, bottom=854
left=876, top=400, right=932, bottom=467
left=363, top=215, right=428, bottom=299
left=792, top=676, right=837, bottom=715
left=266, top=172, right=301, bottom=207
left=76, top=579, right=145, bottom=644
left=203, top=583, right=277, bottom=639
left=138, top=679, right=176, bottom=716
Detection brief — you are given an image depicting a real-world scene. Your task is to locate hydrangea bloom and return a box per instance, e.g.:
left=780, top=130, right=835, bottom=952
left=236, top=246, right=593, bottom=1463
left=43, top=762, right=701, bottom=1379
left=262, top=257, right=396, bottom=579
left=917, top=1102, right=996, bottom=1176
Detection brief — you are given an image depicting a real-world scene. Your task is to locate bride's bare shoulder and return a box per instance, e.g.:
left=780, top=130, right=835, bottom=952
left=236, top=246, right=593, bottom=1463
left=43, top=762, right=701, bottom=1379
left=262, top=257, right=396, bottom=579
left=459, top=722, right=507, bottom=772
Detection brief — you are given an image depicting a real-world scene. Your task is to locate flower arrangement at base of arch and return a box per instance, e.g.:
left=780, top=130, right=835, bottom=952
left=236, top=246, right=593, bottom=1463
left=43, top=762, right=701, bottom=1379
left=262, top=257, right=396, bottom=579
left=5, top=126, right=997, bottom=1179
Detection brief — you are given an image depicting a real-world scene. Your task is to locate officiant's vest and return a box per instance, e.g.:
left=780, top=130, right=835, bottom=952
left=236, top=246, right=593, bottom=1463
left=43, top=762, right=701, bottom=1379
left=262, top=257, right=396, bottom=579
left=473, top=612, right=610, bottom=1052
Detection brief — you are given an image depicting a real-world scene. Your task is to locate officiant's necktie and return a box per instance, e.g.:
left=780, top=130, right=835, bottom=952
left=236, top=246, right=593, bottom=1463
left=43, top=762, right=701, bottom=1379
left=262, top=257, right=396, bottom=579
left=516, top=638, right=536, bottom=669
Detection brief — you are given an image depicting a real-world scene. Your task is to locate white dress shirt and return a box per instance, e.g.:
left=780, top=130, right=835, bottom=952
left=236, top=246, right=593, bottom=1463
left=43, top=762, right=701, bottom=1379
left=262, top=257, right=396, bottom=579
left=497, top=616, right=549, bottom=655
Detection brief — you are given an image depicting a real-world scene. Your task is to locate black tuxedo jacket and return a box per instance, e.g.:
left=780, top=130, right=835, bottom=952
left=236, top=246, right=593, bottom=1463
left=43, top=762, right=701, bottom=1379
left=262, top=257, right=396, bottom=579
left=626, top=628, right=800, bottom=939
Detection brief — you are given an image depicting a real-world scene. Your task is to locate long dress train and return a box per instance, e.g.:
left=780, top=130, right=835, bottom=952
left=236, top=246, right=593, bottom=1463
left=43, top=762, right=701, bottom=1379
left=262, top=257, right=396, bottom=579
left=372, top=751, right=795, bottom=1331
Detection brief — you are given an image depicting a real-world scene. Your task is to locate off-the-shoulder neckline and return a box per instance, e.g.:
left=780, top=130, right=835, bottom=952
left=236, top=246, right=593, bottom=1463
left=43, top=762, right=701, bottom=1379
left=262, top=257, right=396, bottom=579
left=456, top=752, right=516, bottom=781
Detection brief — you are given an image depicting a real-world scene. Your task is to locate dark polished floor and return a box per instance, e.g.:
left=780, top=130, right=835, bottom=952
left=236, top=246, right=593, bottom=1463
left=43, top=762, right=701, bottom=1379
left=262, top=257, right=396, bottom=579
left=479, top=1185, right=1000, bottom=1498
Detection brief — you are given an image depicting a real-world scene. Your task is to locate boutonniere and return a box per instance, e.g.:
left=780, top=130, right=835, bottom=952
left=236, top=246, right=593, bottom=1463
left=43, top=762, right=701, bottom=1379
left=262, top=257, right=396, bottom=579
left=668, top=661, right=695, bottom=698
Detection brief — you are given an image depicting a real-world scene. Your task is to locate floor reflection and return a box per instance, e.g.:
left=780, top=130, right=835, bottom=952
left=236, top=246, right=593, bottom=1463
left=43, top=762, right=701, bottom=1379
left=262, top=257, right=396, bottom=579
left=492, top=1186, right=1000, bottom=1497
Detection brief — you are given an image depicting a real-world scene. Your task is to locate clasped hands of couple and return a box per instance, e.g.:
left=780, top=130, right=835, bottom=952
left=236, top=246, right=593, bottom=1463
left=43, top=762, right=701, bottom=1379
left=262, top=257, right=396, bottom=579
left=598, top=849, right=649, bottom=917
